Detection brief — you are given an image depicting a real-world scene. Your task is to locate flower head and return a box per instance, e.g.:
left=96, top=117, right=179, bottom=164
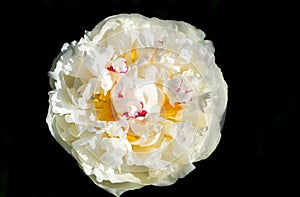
left=46, top=13, right=228, bottom=196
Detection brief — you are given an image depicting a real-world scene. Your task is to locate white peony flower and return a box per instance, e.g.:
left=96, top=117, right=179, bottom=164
left=46, top=13, right=228, bottom=196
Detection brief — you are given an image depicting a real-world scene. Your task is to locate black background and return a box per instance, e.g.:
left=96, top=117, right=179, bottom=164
left=1, top=0, right=297, bottom=196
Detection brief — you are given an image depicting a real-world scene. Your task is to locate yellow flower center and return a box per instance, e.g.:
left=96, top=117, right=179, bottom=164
left=94, top=91, right=115, bottom=121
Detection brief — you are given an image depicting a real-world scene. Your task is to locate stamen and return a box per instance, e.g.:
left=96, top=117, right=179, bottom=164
left=131, top=49, right=137, bottom=62
left=162, top=94, right=182, bottom=121
left=126, top=132, right=140, bottom=142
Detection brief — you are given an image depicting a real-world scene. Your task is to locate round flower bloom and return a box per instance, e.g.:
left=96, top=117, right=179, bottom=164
left=46, top=13, right=228, bottom=196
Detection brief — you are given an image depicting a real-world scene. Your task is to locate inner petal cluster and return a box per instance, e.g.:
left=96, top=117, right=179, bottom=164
left=88, top=47, right=207, bottom=171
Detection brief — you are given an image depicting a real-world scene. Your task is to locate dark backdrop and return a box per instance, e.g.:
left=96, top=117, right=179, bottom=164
left=1, top=0, right=297, bottom=196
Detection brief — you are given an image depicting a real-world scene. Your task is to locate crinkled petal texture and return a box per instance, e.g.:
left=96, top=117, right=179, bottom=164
left=46, top=13, right=228, bottom=196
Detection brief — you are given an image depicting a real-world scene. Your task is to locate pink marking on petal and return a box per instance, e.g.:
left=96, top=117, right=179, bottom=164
left=123, top=112, right=130, bottom=119
left=123, top=110, right=148, bottom=119
left=140, top=101, right=144, bottom=109
left=136, top=110, right=148, bottom=117
left=174, top=101, right=186, bottom=105
left=175, top=79, right=184, bottom=92
left=106, top=64, right=129, bottom=74
left=184, top=89, right=193, bottom=94
left=120, top=66, right=129, bottom=74
left=118, top=92, right=124, bottom=98
left=107, top=65, right=116, bottom=72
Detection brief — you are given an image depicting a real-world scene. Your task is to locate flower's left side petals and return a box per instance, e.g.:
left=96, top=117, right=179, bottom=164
left=49, top=42, right=75, bottom=88
left=46, top=107, right=72, bottom=153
